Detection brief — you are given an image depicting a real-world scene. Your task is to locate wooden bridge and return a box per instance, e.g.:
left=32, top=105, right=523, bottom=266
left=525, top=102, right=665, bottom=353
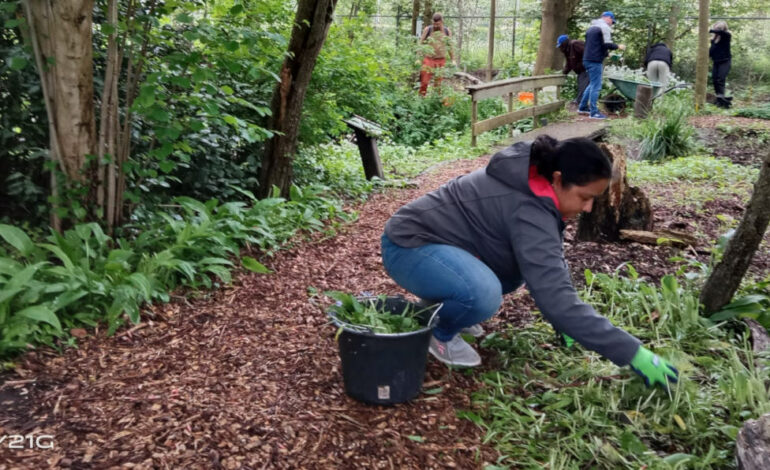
left=466, top=73, right=607, bottom=147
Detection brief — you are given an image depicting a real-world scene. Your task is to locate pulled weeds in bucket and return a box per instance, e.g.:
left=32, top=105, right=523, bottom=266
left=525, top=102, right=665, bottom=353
left=326, top=291, right=434, bottom=335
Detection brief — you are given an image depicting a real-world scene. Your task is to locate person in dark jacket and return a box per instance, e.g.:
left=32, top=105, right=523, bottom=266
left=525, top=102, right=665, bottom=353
left=557, top=35, right=589, bottom=106
left=644, top=42, right=673, bottom=89
left=381, top=136, right=679, bottom=390
left=709, top=21, right=732, bottom=108
left=578, top=11, right=626, bottom=120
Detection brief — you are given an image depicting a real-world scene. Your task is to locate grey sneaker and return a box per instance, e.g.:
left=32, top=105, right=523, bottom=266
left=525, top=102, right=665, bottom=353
left=429, top=335, right=481, bottom=367
left=460, top=323, right=485, bottom=337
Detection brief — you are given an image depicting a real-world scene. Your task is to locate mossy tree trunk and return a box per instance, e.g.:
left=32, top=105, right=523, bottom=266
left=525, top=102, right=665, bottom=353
left=258, top=0, right=338, bottom=198
left=700, top=150, right=770, bottom=313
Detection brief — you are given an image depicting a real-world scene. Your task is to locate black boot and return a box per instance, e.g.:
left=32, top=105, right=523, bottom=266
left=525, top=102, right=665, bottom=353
left=716, top=97, right=732, bottom=109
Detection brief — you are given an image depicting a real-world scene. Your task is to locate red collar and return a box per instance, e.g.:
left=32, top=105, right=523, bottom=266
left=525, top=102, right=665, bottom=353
left=528, top=165, right=561, bottom=212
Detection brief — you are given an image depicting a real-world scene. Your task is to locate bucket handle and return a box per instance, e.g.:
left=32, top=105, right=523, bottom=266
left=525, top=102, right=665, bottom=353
left=425, top=302, right=442, bottom=328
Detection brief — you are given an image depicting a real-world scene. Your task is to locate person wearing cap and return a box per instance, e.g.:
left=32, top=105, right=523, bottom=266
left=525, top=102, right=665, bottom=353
left=644, top=42, right=673, bottom=89
left=418, top=13, right=455, bottom=96
left=556, top=34, right=589, bottom=106
left=578, top=11, right=626, bottom=120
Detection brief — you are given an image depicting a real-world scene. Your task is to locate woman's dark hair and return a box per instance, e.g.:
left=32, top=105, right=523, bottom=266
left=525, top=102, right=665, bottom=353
left=530, top=135, right=611, bottom=187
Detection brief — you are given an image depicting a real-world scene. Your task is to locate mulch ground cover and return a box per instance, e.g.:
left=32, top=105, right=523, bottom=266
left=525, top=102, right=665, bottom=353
left=2, top=119, right=768, bottom=469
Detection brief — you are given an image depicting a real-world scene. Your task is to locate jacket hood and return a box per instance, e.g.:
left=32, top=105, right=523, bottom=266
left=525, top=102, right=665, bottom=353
left=590, top=19, right=606, bottom=28
left=485, top=141, right=533, bottom=192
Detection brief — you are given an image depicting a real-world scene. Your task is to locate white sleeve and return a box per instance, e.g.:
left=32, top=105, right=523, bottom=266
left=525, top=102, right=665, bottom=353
left=601, top=23, right=613, bottom=44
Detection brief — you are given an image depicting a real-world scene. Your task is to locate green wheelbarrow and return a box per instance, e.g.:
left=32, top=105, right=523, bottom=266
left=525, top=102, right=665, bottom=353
left=608, top=77, right=687, bottom=101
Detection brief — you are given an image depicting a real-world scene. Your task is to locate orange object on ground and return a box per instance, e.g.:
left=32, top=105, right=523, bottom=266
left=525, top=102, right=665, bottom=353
left=419, top=57, right=447, bottom=96
left=518, top=91, right=534, bottom=104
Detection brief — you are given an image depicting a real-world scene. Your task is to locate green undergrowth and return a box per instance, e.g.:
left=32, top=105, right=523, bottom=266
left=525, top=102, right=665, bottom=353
left=628, top=155, right=759, bottom=185
left=734, top=103, right=770, bottom=120
left=0, top=186, right=351, bottom=358
left=627, top=156, right=759, bottom=209
left=470, top=266, right=770, bottom=469
left=1, top=129, right=495, bottom=359
left=294, top=130, right=496, bottom=200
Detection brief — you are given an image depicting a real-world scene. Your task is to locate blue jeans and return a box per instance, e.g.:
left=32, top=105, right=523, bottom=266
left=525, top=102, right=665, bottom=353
left=381, top=234, right=522, bottom=341
left=578, top=60, right=604, bottom=115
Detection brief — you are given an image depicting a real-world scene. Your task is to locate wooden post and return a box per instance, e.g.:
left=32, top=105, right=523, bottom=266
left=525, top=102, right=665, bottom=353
left=532, top=87, right=540, bottom=128
left=471, top=97, right=478, bottom=147
left=351, top=128, right=384, bottom=180
left=634, top=85, right=653, bottom=118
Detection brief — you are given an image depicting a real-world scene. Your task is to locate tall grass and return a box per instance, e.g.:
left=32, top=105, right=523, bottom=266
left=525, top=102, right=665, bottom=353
left=468, top=266, right=770, bottom=469
left=639, top=103, right=697, bottom=162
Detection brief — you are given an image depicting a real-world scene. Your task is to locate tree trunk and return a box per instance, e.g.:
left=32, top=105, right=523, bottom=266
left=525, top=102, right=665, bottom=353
left=511, top=0, right=518, bottom=61
left=694, top=0, right=710, bottom=111
left=98, top=0, right=121, bottom=231
left=411, top=0, right=420, bottom=36
left=577, top=143, right=653, bottom=242
left=422, top=0, right=433, bottom=31
left=634, top=85, right=654, bottom=118
left=700, top=149, right=770, bottom=313
left=26, top=0, right=96, bottom=184
left=455, top=0, right=464, bottom=66
left=258, top=0, right=338, bottom=198
left=486, top=0, right=495, bottom=82
left=736, top=413, right=770, bottom=470
left=665, top=2, right=681, bottom=50
left=533, top=0, right=573, bottom=75
left=115, top=0, right=155, bottom=227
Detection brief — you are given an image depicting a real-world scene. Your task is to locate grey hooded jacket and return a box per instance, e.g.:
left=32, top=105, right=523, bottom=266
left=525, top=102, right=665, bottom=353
left=384, top=141, right=641, bottom=365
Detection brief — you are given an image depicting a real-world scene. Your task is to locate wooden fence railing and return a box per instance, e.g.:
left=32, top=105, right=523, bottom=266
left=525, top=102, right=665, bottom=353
left=467, top=74, right=567, bottom=146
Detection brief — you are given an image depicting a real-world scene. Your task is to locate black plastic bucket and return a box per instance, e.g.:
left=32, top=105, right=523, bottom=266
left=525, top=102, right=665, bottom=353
left=328, top=296, right=441, bottom=405
left=601, top=94, right=627, bottom=113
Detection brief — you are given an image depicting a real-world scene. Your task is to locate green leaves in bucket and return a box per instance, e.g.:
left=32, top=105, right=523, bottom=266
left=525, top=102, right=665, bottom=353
left=326, top=291, right=433, bottom=334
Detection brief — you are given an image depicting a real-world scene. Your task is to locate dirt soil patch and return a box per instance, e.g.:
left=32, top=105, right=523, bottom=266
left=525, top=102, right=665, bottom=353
left=2, top=135, right=768, bottom=469
left=691, top=115, right=770, bottom=167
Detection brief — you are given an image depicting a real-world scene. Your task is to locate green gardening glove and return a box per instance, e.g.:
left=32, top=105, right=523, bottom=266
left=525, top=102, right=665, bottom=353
left=560, top=332, right=575, bottom=348
left=629, top=346, right=679, bottom=390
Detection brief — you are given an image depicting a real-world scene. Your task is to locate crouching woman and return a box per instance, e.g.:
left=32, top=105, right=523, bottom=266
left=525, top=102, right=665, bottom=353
left=380, top=135, right=677, bottom=389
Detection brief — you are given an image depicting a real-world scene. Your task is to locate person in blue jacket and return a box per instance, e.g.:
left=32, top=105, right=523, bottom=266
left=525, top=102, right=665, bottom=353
left=381, top=135, right=678, bottom=390
left=578, top=11, right=626, bottom=119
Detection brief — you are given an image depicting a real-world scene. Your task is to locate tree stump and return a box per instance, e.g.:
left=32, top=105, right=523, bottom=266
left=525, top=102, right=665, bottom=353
left=577, top=143, right=653, bottom=242
left=634, top=85, right=654, bottom=118
left=736, top=414, right=770, bottom=470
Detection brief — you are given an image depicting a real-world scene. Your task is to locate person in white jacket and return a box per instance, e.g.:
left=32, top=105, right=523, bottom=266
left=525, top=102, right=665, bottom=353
left=577, top=12, right=626, bottom=119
